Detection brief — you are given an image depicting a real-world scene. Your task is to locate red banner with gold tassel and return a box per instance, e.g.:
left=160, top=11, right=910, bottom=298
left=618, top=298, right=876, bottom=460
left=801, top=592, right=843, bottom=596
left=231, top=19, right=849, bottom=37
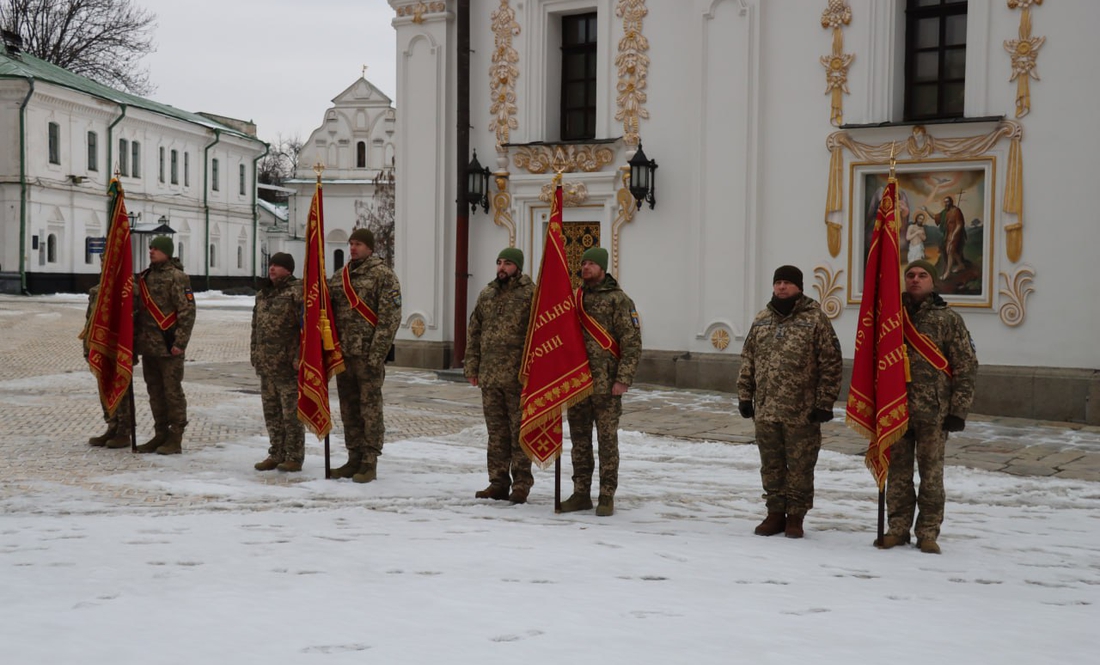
left=519, top=175, right=593, bottom=468
left=297, top=180, right=345, bottom=438
left=846, top=178, right=910, bottom=489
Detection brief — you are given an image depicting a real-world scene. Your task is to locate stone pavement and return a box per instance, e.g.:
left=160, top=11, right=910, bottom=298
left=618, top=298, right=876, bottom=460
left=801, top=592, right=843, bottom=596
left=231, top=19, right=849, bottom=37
left=1, top=294, right=1098, bottom=510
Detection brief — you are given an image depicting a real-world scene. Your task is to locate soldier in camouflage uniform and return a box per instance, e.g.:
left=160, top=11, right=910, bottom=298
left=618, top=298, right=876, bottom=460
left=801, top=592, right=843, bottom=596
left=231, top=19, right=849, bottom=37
left=877, top=259, right=978, bottom=555
left=328, top=228, right=402, bottom=483
left=251, top=253, right=305, bottom=473
left=561, top=247, right=642, bottom=517
left=738, top=265, right=842, bottom=539
left=134, top=236, right=196, bottom=455
left=465, top=248, right=536, bottom=503
left=83, top=283, right=133, bottom=449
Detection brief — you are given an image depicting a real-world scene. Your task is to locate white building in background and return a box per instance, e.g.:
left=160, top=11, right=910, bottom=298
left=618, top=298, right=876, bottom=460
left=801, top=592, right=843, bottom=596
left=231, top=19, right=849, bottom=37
left=387, top=0, right=1100, bottom=423
left=278, top=76, right=397, bottom=274
left=0, top=37, right=267, bottom=294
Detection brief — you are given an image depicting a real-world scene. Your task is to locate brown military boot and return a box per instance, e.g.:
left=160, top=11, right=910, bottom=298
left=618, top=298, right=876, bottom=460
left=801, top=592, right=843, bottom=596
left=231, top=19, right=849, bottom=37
left=104, top=428, right=132, bottom=449
left=331, top=450, right=363, bottom=479
left=155, top=427, right=183, bottom=455
left=874, top=532, right=911, bottom=549
left=754, top=512, right=786, bottom=536
left=917, top=538, right=941, bottom=554
left=476, top=484, right=510, bottom=500
left=277, top=460, right=303, bottom=473
left=508, top=488, right=529, bottom=504
left=559, top=492, right=593, bottom=513
left=88, top=424, right=116, bottom=447
left=136, top=429, right=169, bottom=453
left=595, top=496, right=614, bottom=517
left=784, top=513, right=805, bottom=539
left=254, top=457, right=280, bottom=471
left=352, top=457, right=377, bottom=483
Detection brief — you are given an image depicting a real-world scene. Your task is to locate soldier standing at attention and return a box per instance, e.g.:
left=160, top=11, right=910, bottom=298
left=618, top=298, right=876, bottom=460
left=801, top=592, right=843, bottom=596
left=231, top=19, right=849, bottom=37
left=328, top=228, right=402, bottom=483
left=738, top=265, right=842, bottom=538
left=560, top=247, right=642, bottom=517
left=877, top=260, right=977, bottom=554
left=134, top=236, right=196, bottom=455
left=83, top=283, right=133, bottom=450
left=252, top=253, right=305, bottom=472
left=465, top=248, right=536, bottom=504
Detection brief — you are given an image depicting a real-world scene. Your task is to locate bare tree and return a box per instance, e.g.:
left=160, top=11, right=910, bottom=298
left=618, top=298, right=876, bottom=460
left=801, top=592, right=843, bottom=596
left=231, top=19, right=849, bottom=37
left=257, top=134, right=303, bottom=203
left=0, top=0, right=157, bottom=95
left=355, top=167, right=395, bottom=269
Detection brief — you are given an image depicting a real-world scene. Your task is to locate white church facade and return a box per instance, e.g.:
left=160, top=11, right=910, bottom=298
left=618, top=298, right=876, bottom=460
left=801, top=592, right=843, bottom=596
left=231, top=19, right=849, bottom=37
left=387, top=0, right=1100, bottom=424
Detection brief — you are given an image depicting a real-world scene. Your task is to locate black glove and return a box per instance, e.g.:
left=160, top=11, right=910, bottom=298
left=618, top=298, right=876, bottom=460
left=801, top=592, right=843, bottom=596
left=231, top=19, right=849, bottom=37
left=943, top=415, right=966, bottom=432
left=738, top=401, right=754, bottom=419
left=810, top=408, right=834, bottom=423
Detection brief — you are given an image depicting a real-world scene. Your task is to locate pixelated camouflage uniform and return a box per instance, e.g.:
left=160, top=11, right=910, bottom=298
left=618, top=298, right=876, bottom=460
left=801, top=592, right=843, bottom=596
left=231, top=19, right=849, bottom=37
left=84, top=284, right=133, bottom=434
left=329, top=256, right=402, bottom=459
left=464, top=273, right=536, bottom=494
left=134, top=258, right=195, bottom=439
left=251, top=274, right=304, bottom=464
left=566, top=274, right=642, bottom=499
left=737, top=295, right=842, bottom=515
left=887, top=292, right=978, bottom=542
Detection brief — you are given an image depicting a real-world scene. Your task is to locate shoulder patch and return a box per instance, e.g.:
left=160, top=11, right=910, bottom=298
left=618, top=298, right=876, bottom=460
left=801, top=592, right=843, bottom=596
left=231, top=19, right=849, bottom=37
left=390, top=288, right=402, bottom=308
left=630, top=309, right=640, bottom=329
left=185, top=287, right=194, bottom=302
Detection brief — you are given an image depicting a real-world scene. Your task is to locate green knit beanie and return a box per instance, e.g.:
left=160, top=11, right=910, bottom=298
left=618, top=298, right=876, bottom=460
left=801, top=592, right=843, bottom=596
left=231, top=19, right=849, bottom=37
left=349, top=228, right=374, bottom=249
left=497, top=247, right=524, bottom=271
left=581, top=247, right=608, bottom=272
left=150, top=236, right=174, bottom=257
left=905, top=259, right=938, bottom=282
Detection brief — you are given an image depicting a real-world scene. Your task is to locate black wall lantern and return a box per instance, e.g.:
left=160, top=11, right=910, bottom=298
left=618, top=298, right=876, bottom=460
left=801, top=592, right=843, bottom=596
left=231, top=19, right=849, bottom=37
left=628, top=142, right=658, bottom=210
left=467, top=150, right=491, bottom=213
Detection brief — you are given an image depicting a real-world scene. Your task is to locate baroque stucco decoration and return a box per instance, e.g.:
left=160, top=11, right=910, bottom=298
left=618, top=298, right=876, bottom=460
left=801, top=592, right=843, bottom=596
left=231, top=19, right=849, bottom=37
left=615, top=0, right=650, bottom=147
left=1005, top=0, right=1045, bottom=119
left=998, top=265, right=1035, bottom=327
left=611, top=168, right=637, bottom=277
left=396, top=1, right=446, bottom=23
left=824, top=122, right=1025, bottom=262
left=710, top=327, right=731, bottom=351
left=539, top=180, right=589, bottom=207
left=489, top=0, right=520, bottom=151
left=812, top=264, right=845, bottom=320
left=513, top=144, right=615, bottom=174
left=491, top=175, right=516, bottom=247
left=409, top=316, right=427, bottom=338
left=820, top=1, right=854, bottom=127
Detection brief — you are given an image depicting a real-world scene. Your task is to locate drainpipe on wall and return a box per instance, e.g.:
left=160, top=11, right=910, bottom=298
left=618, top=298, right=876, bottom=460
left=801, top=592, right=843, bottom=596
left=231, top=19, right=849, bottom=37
left=202, top=129, right=221, bottom=291
left=106, top=103, right=127, bottom=223
left=17, top=77, right=34, bottom=294
left=252, top=141, right=269, bottom=289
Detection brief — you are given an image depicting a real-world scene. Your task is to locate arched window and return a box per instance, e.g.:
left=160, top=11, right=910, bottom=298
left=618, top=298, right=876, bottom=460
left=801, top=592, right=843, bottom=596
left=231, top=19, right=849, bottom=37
left=356, top=141, right=367, bottom=168
left=333, top=249, right=345, bottom=271
left=47, top=234, right=57, bottom=263
left=209, top=244, right=217, bottom=268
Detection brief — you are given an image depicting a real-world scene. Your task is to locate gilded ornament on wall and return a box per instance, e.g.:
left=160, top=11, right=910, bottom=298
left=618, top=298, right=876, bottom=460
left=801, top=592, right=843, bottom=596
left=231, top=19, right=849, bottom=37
left=1005, top=0, right=1045, bottom=118
left=489, top=1, right=520, bottom=150
left=395, top=1, right=445, bottom=24
left=409, top=316, right=427, bottom=338
left=820, top=1, right=854, bottom=127
left=611, top=168, right=637, bottom=277
left=513, top=144, right=615, bottom=174
left=812, top=265, right=845, bottom=320
left=491, top=175, right=516, bottom=246
left=710, top=328, right=731, bottom=351
left=539, top=180, right=589, bottom=207
left=998, top=266, right=1035, bottom=327
left=615, top=0, right=650, bottom=147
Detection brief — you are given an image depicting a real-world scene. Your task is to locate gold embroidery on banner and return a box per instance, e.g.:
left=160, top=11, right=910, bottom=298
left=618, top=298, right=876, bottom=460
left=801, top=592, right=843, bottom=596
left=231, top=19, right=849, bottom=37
left=1005, top=0, right=1045, bottom=118
left=615, top=0, right=650, bottom=147
left=820, top=1, right=854, bottom=126
left=489, top=1, right=520, bottom=150
left=513, top=144, right=615, bottom=174
left=998, top=266, right=1035, bottom=327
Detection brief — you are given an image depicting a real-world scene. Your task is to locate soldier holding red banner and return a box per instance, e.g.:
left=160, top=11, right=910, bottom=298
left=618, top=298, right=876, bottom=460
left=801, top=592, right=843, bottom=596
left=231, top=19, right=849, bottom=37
left=134, top=236, right=196, bottom=455
left=878, top=259, right=977, bottom=554
left=328, top=228, right=402, bottom=483
left=560, top=247, right=642, bottom=517
left=83, top=283, right=133, bottom=450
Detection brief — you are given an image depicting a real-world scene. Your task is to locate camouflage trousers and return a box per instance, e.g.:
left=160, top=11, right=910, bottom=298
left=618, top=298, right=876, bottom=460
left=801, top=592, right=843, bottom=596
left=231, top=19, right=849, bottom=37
left=566, top=394, right=621, bottom=499
left=141, top=355, right=187, bottom=432
left=754, top=420, right=822, bottom=515
left=480, top=385, right=533, bottom=492
left=335, top=355, right=386, bottom=457
left=260, top=371, right=305, bottom=464
left=99, top=390, right=134, bottom=434
left=886, top=419, right=947, bottom=541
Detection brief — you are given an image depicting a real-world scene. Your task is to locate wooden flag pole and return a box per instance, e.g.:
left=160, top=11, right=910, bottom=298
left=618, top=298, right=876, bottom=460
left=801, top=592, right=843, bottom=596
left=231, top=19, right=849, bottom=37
left=554, top=457, right=562, bottom=513
left=128, top=382, right=137, bottom=453
left=877, top=488, right=886, bottom=545
left=324, top=433, right=331, bottom=479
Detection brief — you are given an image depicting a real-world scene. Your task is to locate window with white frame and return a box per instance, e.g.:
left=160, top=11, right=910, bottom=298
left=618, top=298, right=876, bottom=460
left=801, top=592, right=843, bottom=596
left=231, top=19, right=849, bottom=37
left=904, top=0, right=967, bottom=121
left=118, top=139, right=129, bottom=176
left=211, top=158, right=220, bottom=191
left=48, top=122, right=60, bottom=164
left=131, top=141, right=141, bottom=178
left=239, top=163, right=246, bottom=196
left=171, top=149, right=179, bottom=184
left=184, top=152, right=190, bottom=187
left=159, top=147, right=166, bottom=183
left=87, top=131, right=98, bottom=172
left=560, top=12, right=598, bottom=141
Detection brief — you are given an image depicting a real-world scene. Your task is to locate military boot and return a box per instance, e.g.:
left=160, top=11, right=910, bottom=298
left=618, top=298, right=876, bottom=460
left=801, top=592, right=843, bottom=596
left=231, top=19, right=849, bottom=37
left=917, top=538, right=941, bottom=554
left=155, top=427, right=183, bottom=455
left=754, top=512, right=786, bottom=536
left=277, top=460, right=303, bottom=473
left=331, top=450, right=363, bottom=479
left=874, top=532, right=911, bottom=549
left=136, top=428, right=169, bottom=453
left=595, top=496, right=614, bottom=517
left=559, top=492, right=593, bottom=513
left=254, top=457, right=280, bottom=471
left=88, top=424, right=117, bottom=447
left=476, top=484, right=510, bottom=500
left=508, top=488, right=529, bottom=505
left=104, top=426, right=133, bottom=449
left=352, top=456, right=377, bottom=484
left=784, top=513, right=805, bottom=539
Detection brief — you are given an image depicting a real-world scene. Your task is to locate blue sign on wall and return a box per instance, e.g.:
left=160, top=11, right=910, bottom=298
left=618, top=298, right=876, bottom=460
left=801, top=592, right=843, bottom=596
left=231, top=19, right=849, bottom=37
left=86, top=237, right=107, bottom=254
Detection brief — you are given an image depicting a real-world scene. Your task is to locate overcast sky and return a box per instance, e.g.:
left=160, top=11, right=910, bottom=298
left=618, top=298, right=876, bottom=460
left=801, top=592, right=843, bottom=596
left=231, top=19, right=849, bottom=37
left=137, top=0, right=397, bottom=143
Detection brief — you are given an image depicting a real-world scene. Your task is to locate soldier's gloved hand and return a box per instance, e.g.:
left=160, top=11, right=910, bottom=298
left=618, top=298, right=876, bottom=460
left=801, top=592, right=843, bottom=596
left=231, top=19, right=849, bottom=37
left=738, top=402, right=754, bottom=419
left=810, top=408, right=835, bottom=423
left=942, top=415, right=966, bottom=432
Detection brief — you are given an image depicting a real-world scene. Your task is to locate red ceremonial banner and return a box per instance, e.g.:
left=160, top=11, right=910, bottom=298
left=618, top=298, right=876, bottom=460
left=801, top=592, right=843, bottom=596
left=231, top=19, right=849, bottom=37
left=519, top=178, right=593, bottom=469
left=297, top=181, right=345, bottom=438
left=846, top=178, right=910, bottom=489
left=83, top=178, right=134, bottom=417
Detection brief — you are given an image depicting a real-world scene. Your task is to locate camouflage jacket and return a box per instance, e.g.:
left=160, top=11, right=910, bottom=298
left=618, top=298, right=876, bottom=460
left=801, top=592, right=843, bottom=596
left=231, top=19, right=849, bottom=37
left=577, top=275, right=642, bottom=394
left=82, top=284, right=99, bottom=356
left=328, top=256, right=402, bottom=366
left=737, top=295, right=843, bottom=424
left=464, top=273, right=535, bottom=389
left=251, top=275, right=302, bottom=376
left=903, top=292, right=978, bottom=424
left=134, top=258, right=195, bottom=357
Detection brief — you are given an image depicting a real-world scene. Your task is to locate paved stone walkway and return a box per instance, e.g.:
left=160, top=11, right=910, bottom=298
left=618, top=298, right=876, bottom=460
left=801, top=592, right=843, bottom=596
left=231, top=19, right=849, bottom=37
left=1, top=294, right=1097, bottom=511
